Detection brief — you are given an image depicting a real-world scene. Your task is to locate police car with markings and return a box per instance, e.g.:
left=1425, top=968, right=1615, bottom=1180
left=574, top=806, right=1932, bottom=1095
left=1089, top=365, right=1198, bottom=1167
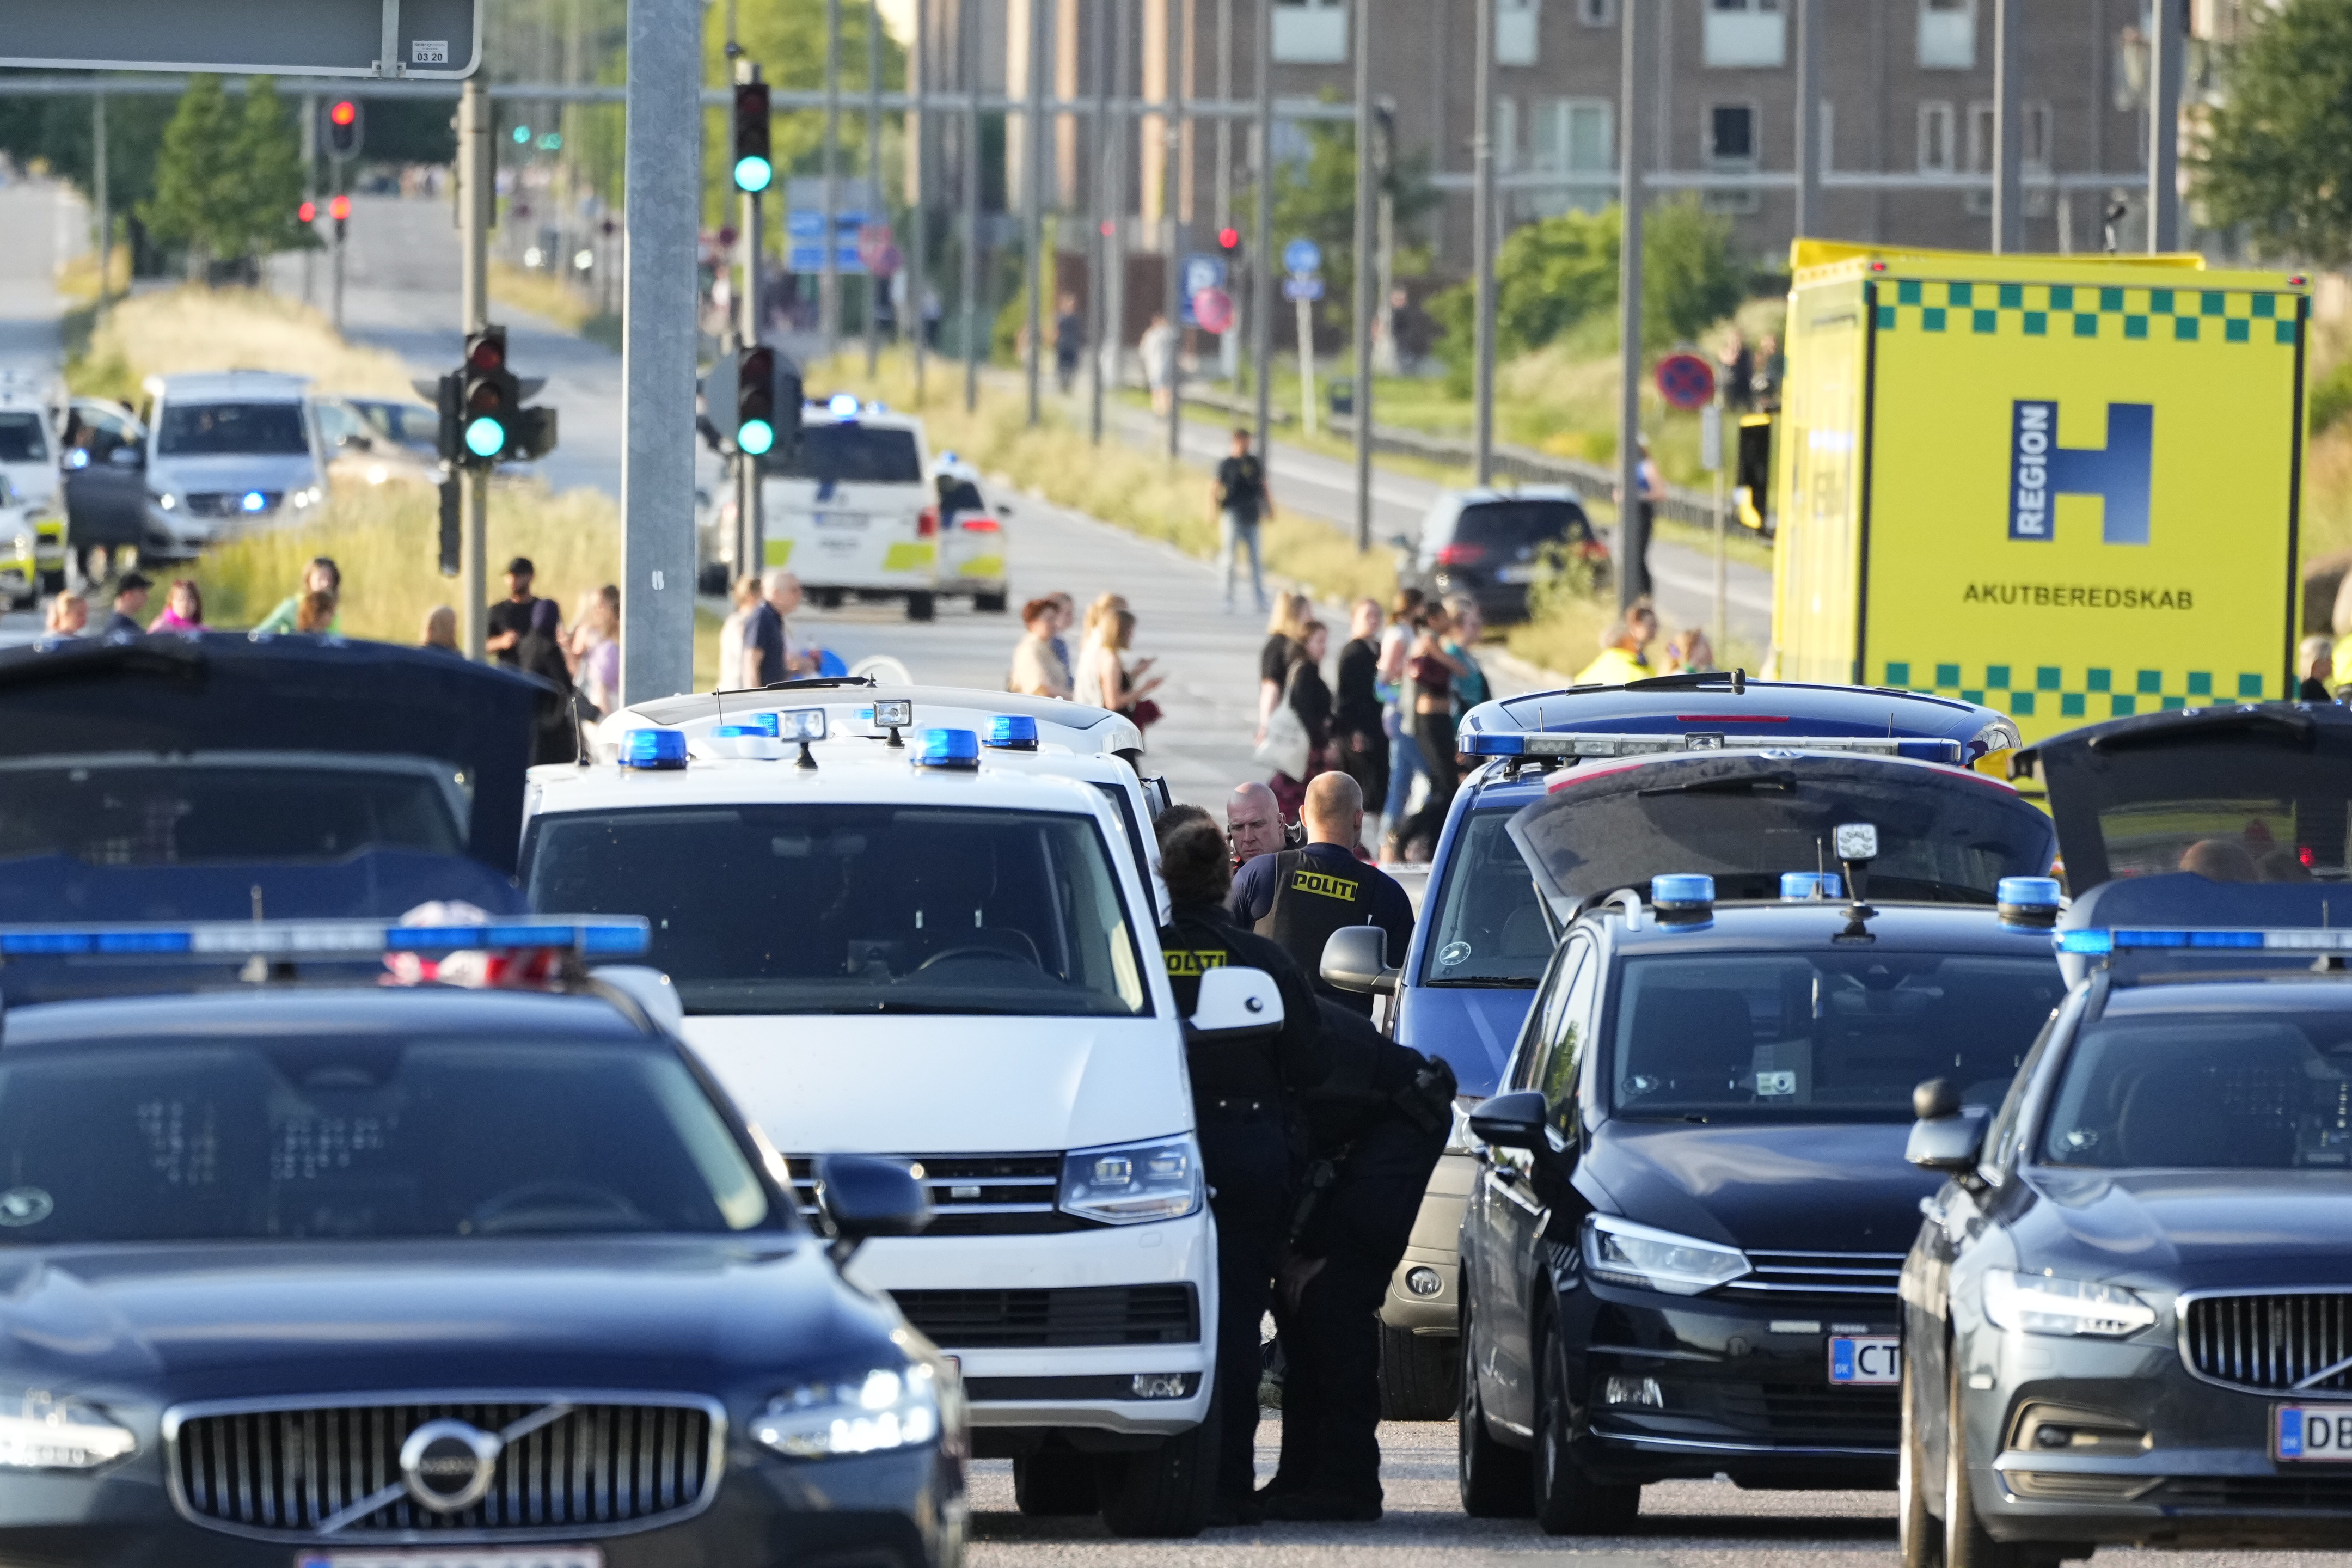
left=764, top=397, right=944, bottom=621
left=522, top=718, right=1281, bottom=1538
left=1901, top=880, right=2352, bottom=1564
left=1359, top=673, right=2029, bottom=1418
left=0, top=914, right=969, bottom=1568
left=1454, top=856, right=2068, bottom=1533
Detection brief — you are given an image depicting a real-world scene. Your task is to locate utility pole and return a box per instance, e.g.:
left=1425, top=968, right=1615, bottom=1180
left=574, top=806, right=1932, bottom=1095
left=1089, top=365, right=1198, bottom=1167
left=1793, top=0, right=1820, bottom=238
left=1471, top=0, right=1494, bottom=485
left=1349, top=0, right=1374, bottom=552
left=1214, top=0, right=1232, bottom=228
left=912, top=0, right=930, bottom=401
left=1616, top=0, right=1649, bottom=612
left=2147, top=0, right=2182, bottom=252
left=961, top=0, right=982, bottom=412
left=1105, top=0, right=1131, bottom=414
left=1251, top=0, right=1273, bottom=456
left=1089, top=0, right=1111, bottom=443
left=299, top=90, right=316, bottom=306
left=823, top=0, right=842, bottom=358
left=457, top=78, right=493, bottom=662
left=1992, top=0, right=2021, bottom=253
left=1163, top=0, right=1184, bottom=461
left=866, top=0, right=884, bottom=373
left=1025, top=0, right=1046, bottom=425
left=90, top=92, right=108, bottom=326
left=619, top=0, right=701, bottom=705
left=737, top=59, right=765, bottom=580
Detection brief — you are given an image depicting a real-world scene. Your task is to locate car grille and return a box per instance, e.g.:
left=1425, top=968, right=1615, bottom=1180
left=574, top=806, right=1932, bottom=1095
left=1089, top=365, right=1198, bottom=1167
left=183, top=490, right=283, bottom=517
left=2155, top=1475, right=2352, bottom=1510
left=167, top=1397, right=721, bottom=1541
left=1737, top=1382, right=1902, bottom=1447
left=789, top=1152, right=1086, bottom=1235
left=891, top=1285, right=1199, bottom=1349
left=1719, top=1250, right=1906, bottom=1303
left=2184, top=1291, right=2352, bottom=1393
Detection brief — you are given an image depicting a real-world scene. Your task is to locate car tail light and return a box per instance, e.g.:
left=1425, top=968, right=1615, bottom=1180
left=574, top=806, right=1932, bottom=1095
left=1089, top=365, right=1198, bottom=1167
left=959, top=516, right=1001, bottom=533
left=1580, top=540, right=1610, bottom=559
left=917, top=506, right=938, bottom=538
left=1436, top=542, right=1487, bottom=567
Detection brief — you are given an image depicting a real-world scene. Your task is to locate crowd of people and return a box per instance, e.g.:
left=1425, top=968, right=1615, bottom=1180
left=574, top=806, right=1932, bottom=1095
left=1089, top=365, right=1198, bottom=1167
left=1006, top=590, right=1164, bottom=729
left=1575, top=598, right=1716, bottom=686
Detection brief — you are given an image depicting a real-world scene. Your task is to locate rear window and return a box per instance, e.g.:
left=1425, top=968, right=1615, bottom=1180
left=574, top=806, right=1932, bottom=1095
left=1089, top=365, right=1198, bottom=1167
left=0, top=412, right=47, bottom=464
left=0, top=763, right=465, bottom=865
left=771, top=425, right=923, bottom=485
left=1455, top=500, right=1591, bottom=550
left=156, top=401, right=310, bottom=457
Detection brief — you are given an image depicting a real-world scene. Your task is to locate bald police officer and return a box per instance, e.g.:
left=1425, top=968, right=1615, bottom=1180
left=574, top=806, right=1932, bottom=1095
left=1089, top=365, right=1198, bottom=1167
left=1229, top=773, right=1414, bottom=1016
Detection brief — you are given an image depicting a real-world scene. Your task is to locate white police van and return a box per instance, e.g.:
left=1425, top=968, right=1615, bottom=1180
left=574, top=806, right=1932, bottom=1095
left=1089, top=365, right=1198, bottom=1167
left=520, top=716, right=1266, bottom=1537
left=765, top=397, right=944, bottom=620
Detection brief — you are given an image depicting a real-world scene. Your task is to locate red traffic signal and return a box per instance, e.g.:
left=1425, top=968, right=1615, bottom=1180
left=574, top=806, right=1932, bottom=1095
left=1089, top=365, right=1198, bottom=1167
left=298, top=200, right=317, bottom=223
left=324, top=98, right=363, bottom=159
left=467, top=334, right=506, bottom=373
left=1217, top=226, right=1241, bottom=252
left=328, top=194, right=351, bottom=222
left=329, top=100, right=357, bottom=127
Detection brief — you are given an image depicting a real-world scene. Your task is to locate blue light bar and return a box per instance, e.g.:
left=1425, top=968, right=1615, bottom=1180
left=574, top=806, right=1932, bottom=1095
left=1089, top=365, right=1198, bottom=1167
left=622, top=728, right=688, bottom=770
left=914, top=727, right=981, bottom=770
left=1459, top=730, right=1964, bottom=764
left=1652, top=874, right=1716, bottom=907
left=2055, top=927, right=2352, bottom=957
left=0, top=917, right=650, bottom=959
left=738, top=711, right=782, bottom=737
left=1780, top=872, right=1843, bottom=901
left=986, top=714, right=1040, bottom=751
left=826, top=393, right=860, bottom=419
left=1462, top=731, right=1527, bottom=757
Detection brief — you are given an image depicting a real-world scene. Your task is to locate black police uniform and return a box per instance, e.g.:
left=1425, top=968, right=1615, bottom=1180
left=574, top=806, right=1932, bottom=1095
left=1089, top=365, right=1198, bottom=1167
left=1157, top=899, right=1330, bottom=1510
left=1236, top=846, right=1415, bottom=1017
left=1266, top=998, right=1454, bottom=1518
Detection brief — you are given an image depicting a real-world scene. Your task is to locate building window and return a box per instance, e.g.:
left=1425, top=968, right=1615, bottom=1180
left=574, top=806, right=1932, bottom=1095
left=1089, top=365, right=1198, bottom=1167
left=1965, top=100, right=2054, bottom=215
left=1499, top=0, right=1540, bottom=66
left=1576, top=0, right=1616, bottom=23
left=1497, top=96, right=1521, bottom=175
left=1708, top=102, right=1758, bottom=163
left=1520, top=97, right=1613, bottom=218
left=1704, top=0, right=1787, bottom=69
left=1919, top=0, right=1976, bottom=70
left=1273, top=0, right=1347, bottom=65
left=1918, top=101, right=1956, bottom=174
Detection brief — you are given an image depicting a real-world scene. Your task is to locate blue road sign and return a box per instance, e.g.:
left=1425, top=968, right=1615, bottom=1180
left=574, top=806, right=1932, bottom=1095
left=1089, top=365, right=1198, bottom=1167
left=1282, top=276, right=1325, bottom=302
left=1282, top=238, right=1322, bottom=278
left=1179, top=255, right=1228, bottom=327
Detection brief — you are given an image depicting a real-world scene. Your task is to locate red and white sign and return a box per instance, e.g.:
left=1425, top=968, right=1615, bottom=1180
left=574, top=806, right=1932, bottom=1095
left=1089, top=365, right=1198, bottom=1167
left=1191, top=287, right=1235, bottom=335
left=1655, top=352, right=1717, bottom=412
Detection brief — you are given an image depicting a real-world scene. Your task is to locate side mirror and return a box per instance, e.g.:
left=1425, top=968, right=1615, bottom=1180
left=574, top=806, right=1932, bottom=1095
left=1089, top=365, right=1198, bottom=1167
left=998, top=501, right=1018, bottom=517
left=1189, top=965, right=1284, bottom=1042
left=812, top=1153, right=932, bottom=1266
left=1320, top=924, right=1400, bottom=996
left=1467, top=1089, right=1549, bottom=1150
left=1906, top=1077, right=1990, bottom=1172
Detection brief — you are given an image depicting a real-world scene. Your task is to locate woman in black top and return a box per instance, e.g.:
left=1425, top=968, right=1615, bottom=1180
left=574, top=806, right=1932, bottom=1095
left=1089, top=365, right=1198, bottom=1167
left=1271, top=620, right=1333, bottom=821
left=1257, top=591, right=1312, bottom=741
left=1333, top=597, right=1388, bottom=813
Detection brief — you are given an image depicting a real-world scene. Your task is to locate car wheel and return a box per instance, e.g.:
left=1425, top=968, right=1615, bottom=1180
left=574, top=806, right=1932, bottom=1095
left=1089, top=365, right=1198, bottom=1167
left=1899, top=1353, right=1941, bottom=1568
left=1378, top=1322, right=1462, bottom=1421
left=1013, top=1450, right=1100, bottom=1516
left=1457, top=1289, right=1532, bottom=1518
left=1097, top=1394, right=1216, bottom=1538
left=1533, top=1310, right=1639, bottom=1535
left=906, top=591, right=936, bottom=622
left=1944, top=1357, right=2056, bottom=1568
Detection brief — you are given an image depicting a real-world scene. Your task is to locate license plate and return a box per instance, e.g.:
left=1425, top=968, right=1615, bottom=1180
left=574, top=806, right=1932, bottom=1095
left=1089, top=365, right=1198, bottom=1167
left=1496, top=564, right=1540, bottom=584
left=2276, top=1405, right=2352, bottom=1461
left=812, top=511, right=868, bottom=530
left=1828, top=1335, right=1902, bottom=1385
left=298, top=1553, right=602, bottom=1568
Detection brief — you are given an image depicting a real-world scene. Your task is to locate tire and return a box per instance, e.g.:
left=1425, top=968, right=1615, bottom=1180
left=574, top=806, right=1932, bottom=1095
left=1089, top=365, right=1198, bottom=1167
left=1013, top=1451, right=1100, bottom=1517
left=1533, top=1312, right=1640, bottom=1536
left=1944, top=1358, right=2057, bottom=1568
left=1379, top=1322, right=1462, bottom=1421
left=974, top=591, right=1009, bottom=614
left=1899, top=1354, right=1941, bottom=1568
left=1098, top=1412, right=1217, bottom=1539
left=1457, top=1291, right=1533, bottom=1518
left=906, top=591, right=936, bottom=622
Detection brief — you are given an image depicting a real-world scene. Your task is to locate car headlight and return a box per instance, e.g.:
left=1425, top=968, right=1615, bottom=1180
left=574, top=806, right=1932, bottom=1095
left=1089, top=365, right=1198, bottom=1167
left=151, top=491, right=176, bottom=511
left=1982, top=1272, right=2158, bottom=1338
left=754, top=1364, right=939, bottom=1459
left=11, top=534, right=32, bottom=561
left=0, top=1390, right=136, bottom=1471
left=1583, top=1214, right=1751, bottom=1296
left=1058, top=1134, right=1202, bottom=1224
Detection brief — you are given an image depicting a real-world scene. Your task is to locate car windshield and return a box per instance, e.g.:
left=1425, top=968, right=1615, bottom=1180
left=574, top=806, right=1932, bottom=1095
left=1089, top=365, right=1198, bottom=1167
left=0, top=762, right=466, bottom=865
left=1455, top=499, right=1590, bottom=551
left=2041, top=1010, right=2352, bottom=1169
left=155, top=401, right=310, bottom=457
left=0, top=412, right=47, bottom=463
left=770, top=425, right=923, bottom=485
left=0, top=1039, right=774, bottom=1244
left=1423, top=807, right=1553, bottom=985
left=1608, top=952, right=2066, bottom=1120
left=1511, top=757, right=2055, bottom=909
left=524, top=804, right=1152, bottom=1017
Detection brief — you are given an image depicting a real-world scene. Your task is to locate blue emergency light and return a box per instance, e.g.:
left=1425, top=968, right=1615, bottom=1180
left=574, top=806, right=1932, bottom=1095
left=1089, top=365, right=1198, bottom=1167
left=985, top=714, right=1040, bottom=751
left=2056, top=927, right=2352, bottom=956
left=241, top=491, right=268, bottom=513
left=0, top=917, right=649, bottom=959
left=738, top=711, right=782, bottom=737
left=1780, top=872, right=1843, bottom=901
left=1651, top=874, right=1715, bottom=928
left=1458, top=730, right=1964, bottom=764
left=914, top=728, right=981, bottom=770
left=1997, top=877, right=2065, bottom=930
left=826, top=393, right=860, bottom=419
left=621, top=728, right=689, bottom=770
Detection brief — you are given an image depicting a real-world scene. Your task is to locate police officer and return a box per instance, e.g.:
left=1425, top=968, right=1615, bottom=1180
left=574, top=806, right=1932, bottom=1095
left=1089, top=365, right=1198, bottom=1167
left=1229, top=771, right=1414, bottom=1016
left=1263, top=999, right=1453, bottom=1522
left=1153, top=807, right=1329, bottom=1526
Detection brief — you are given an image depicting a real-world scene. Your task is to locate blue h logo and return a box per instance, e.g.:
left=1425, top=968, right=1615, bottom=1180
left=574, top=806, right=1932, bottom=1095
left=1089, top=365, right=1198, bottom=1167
left=2010, top=400, right=2153, bottom=545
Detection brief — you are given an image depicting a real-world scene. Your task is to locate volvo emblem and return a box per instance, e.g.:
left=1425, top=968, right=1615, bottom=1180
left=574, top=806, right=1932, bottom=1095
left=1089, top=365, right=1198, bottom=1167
left=399, top=1419, right=503, bottom=1513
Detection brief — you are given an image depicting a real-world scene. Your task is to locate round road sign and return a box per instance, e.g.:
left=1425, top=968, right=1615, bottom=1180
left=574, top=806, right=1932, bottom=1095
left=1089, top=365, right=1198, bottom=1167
left=1282, top=237, right=1323, bottom=277
left=1655, top=352, right=1717, bottom=412
left=1192, top=287, right=1235, bottom=335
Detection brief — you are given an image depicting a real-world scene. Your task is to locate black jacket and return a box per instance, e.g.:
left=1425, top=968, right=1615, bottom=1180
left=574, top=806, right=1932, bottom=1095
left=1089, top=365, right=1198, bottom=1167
left=1160, top=899, right=1330, bottom=1105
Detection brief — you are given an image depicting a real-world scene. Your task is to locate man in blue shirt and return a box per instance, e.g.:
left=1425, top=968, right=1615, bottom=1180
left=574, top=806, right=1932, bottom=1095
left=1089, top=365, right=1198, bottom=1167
left=1229, top=772, right=1415, bottom=1016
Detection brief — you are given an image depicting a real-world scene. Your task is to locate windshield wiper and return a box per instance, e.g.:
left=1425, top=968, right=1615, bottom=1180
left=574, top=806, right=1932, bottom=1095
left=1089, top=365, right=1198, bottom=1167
left=1636, top=773, right=1795, bottom=797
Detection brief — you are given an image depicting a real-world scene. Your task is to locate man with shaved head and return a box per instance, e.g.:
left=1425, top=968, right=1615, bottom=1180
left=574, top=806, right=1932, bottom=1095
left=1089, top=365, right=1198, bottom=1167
left=1226, top=780, right=1289, bottom=868
left=1230, top=771, right=1415, bottom=1016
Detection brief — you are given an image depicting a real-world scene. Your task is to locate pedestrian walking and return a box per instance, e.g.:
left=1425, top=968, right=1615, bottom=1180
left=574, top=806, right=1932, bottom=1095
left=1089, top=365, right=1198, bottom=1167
left=102, top=572, right=151, bottom=636
left=1086, top=608, right=1162, bottom=728
left=1214, top=428, right=1276, bottom=614
left=147, top=578, right=203, bottom=633
left=1008, top=597, right=1074, bottom=699
left=743, top=569, right=805, bottom=689
left=1140, top=312, right=1178, bottom=416
left=485, top=557, right=540, bottom=667
left=1391, top=603, right=1470, bottom=861
left=256, top=557, right=341, bottom=636
left=1267, top=619, right=1334, bottom=822
left=41, top=591, right=87, bottom=639
left=1227, top=780, right=1289, bottom=868
left=1230, top=772, right=1416, bottom=1014
left=1150, top=810, right=1330, bottom=1528
left=1257, top=592, right=1312, bottom=740
left=1575, top=601, right=1659, bottom=686
left=1054, top=293, right=1085, bottom=394
left=1334, top=598, right=1388, bottom=817
left=569, top=585, right=621, bottom=716
left=1376, top=589, right=1425, bottom=848
left=1073, top=593, right=1126, bottom=708
left=420, top=605, right=461, bottom=654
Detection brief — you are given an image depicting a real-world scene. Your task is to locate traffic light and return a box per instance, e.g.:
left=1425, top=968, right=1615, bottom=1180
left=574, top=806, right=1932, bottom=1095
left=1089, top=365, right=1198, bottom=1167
left=324, top=98, right=363, bottom=160
left=1218, top=226, right=1241, bottom=255
left=459, top=327, right=517, bottom=466
left=732, top=81, right=773, bottom=193
left=328, top=193, right=350, bottom=241
left=298, top=199, right=316, bottom=224
left=737, top=346, right=778, bottom=456
left=700, top=346, right=800, bottom=460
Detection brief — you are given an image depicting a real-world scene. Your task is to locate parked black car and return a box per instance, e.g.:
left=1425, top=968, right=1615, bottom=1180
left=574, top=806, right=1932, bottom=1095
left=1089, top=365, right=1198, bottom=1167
left=1399, top=488, right=1608, bottom=624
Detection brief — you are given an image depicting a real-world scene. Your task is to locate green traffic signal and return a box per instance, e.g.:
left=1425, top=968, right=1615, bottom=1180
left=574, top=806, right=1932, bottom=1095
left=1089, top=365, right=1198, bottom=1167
left=511, top=124, right=531, bottom=144
left=738, top=418, right=776, bottom=457
left=733, top=155, right=774, bottom=194
left=464, top=415, right=507, bottom=458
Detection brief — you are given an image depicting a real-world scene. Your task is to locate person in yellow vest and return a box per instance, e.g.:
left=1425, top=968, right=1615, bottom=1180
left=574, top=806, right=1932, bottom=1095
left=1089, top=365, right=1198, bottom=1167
left=1573, top=601, right=1658, bottom=686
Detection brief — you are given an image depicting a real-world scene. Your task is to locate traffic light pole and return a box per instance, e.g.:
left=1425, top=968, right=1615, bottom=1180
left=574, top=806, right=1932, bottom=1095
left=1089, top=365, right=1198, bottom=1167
left=737, top=62, right=765, bottom=586
left=330, top=158, right=347, bottom=333
left=299, top=91, right=316, bottom=308
left=458, top=77, right=492, bottom=662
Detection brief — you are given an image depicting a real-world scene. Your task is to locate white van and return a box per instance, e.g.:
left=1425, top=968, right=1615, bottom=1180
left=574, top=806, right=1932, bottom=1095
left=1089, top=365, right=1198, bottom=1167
left=521, top=725, right=1242, bottom=1536
left=764, top=398, right=943, bottom=620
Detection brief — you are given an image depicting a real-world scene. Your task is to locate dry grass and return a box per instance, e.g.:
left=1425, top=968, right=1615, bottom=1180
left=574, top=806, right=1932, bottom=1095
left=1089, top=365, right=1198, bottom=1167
left=53, top=246, right=131, bottom=303
left=69, top=285, right=417, bottom=407
left=490, top=261, right=596, bottom=334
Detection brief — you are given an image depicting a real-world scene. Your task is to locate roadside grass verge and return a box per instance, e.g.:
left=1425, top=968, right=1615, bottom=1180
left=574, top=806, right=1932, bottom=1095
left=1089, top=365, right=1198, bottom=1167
left=66, top=285, right=416, bottom=406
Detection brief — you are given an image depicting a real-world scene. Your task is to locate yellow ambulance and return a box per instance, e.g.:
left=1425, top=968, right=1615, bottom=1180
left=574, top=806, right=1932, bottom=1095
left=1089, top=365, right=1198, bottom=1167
left=1768, top=241, right=2308, bottom=743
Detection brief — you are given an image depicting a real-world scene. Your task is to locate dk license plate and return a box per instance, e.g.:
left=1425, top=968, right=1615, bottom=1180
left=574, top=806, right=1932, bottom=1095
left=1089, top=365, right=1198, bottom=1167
left=1495, top=564, right=1541, bottom=584
left=2276, top=1405, right=2352, bottom=1461
left=812, top=511, right=868, bottom=530
left=1828, top=1335, right=1902, bottom=1386
left=298, top=1552, right=603, bottom=1568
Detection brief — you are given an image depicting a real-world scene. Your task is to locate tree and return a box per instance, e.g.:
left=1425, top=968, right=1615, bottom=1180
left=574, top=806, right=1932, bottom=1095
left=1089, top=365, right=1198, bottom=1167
left=228, top=80, right=315, bottom=261
left=697, top=1, right=906, bottom=239
left=141, top=75, right=238, bottom=268
left=2194, top=0, right=2352, bottom=260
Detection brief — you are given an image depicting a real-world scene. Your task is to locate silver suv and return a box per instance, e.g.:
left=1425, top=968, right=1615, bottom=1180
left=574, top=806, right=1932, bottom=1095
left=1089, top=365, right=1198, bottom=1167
left=140, top=372, right=328, bottom=560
